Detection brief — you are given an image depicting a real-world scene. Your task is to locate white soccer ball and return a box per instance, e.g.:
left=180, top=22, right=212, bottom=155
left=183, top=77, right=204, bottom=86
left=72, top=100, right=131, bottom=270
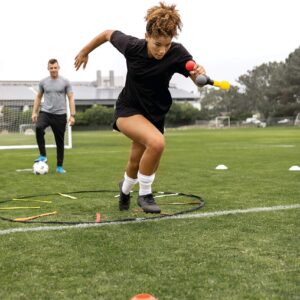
left=33, top=161, right=49, bottom=175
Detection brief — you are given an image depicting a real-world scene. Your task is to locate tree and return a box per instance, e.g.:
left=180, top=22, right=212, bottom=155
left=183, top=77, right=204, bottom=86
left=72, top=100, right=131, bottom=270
left=75, top=105, right=114, bottom=126
left=277, top=46, right=300, bottom=116
left=197, top=46, right=300, bottom=120
left=238, top=62, right=284, bottom=119
left=197, top=86, right=247, bottom=121
left=165, top=102, right=199, bottom=126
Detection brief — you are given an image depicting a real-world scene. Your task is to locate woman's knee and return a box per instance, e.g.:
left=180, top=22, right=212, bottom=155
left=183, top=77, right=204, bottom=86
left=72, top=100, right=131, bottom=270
left=148, top=136, right=165, bottom=155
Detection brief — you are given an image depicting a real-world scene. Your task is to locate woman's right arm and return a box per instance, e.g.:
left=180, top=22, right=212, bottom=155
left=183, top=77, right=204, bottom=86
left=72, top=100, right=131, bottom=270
left=74, top=30, right=115, bottom=71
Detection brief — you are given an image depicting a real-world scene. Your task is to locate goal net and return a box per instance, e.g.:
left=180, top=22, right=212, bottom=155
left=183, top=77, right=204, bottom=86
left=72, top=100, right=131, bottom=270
left=0, top=100, right=72, bottom=150
left=215, top=116, right=230, bottom=128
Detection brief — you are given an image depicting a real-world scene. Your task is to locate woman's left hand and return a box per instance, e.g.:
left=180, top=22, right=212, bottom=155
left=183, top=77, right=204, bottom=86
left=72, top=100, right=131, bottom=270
left=191, top=63, right=206, bottom=76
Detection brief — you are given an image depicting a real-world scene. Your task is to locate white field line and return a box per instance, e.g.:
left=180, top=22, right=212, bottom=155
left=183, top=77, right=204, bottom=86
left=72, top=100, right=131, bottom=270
left=0, top=204, right=299, bottom=236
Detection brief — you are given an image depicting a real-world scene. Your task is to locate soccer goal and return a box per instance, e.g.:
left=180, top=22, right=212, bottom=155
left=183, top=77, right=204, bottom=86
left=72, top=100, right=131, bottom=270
left=294, top=113, right=300, bottom=126
left=215, top=116, right=230, bottom=128
left=0, top=100, right=72, bottom=150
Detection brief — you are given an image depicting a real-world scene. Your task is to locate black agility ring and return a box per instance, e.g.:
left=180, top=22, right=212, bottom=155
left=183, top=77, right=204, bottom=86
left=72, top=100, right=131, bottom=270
left=0, top=190, right=205, bottom=225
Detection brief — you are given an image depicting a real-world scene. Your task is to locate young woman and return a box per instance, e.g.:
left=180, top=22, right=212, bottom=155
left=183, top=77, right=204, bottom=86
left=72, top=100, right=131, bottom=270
left=74, top=2, right=205, bottom=213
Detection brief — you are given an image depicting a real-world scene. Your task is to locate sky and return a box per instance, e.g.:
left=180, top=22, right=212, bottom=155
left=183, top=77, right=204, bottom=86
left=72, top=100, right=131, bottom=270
left=1, top=0, right=299, bottom=93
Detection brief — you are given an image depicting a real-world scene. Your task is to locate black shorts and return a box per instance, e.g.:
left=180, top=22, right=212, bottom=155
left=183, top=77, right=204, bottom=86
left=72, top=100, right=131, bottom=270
left=113, top=102, right=165, bottom=134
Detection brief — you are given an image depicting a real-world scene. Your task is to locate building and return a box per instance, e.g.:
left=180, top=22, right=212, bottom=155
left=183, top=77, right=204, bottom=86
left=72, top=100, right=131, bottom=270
left=0, top=71, right=200, bottom=113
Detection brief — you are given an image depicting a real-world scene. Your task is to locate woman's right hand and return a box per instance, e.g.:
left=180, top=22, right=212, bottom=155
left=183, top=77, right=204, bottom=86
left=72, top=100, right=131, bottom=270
left=74, top=52, right=89, bottom=71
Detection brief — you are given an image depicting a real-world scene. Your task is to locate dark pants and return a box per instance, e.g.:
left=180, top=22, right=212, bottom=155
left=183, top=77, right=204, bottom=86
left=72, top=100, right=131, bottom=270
left=36, top=112, right=67, bottom=167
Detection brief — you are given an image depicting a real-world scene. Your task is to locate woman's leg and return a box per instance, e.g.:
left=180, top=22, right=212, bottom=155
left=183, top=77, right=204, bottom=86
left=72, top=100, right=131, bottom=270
left=119, top=141, right=144, bottom=197
left=117, top=115, right=165, bottom=176
left=117, top=115, right=164, bottom=213
left=125, top=141, right=146, bottom=180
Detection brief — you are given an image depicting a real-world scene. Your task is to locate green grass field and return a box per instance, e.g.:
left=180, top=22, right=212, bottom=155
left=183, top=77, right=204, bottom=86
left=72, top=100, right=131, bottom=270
left=0, top=127, right=299, bottom=300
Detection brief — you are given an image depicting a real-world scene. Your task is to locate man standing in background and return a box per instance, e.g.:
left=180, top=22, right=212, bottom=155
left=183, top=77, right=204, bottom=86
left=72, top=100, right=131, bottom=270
left=32, top=58, right=75, bottom=173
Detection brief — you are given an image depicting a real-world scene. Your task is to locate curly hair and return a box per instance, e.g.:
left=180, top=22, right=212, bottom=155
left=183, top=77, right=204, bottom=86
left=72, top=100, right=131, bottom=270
left=145, top=2, right=182, bottom=38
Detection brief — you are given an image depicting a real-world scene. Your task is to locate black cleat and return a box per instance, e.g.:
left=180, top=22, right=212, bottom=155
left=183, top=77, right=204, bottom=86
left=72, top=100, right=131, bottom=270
left=118, top=180, right=130, bottom=211
left=137, top=194, right=161, bottom=214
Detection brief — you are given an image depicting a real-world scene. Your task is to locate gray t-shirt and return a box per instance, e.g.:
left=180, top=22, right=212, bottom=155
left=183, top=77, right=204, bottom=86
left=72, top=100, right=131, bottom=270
left=39, top=76, right=73, bottom=114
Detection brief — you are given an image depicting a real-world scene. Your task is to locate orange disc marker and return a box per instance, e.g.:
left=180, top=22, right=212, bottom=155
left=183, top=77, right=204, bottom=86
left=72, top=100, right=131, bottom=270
left=131, top=294, right=157, bottom=300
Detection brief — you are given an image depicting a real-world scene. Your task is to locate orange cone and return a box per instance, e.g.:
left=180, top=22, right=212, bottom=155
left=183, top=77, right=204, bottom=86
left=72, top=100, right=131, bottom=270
left=131, top=294, right=157, bottom=300
left=95, top=212, right=101, bottom=223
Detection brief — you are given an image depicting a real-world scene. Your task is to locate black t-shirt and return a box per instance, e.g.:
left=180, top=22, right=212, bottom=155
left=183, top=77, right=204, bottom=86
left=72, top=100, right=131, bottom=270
left=110, top=30, right=193, bottom=121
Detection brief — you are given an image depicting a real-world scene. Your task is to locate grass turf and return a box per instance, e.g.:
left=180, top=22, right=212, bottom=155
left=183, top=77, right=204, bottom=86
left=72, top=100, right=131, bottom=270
left=0, top=127, right=299, bottom=299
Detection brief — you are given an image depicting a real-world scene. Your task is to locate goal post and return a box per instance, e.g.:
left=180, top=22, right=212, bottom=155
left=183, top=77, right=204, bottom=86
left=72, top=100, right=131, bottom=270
left=294, top=113, right=300, bottom=126
left=215, top=116, right=230, bottom=128
left=0, top=100, right=72, bottom=150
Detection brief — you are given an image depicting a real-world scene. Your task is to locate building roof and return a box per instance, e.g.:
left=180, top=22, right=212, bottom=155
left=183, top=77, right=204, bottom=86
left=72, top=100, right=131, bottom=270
left=0, top=85, right=36, bottom=100
left=0, top=78, right=199, bottom=106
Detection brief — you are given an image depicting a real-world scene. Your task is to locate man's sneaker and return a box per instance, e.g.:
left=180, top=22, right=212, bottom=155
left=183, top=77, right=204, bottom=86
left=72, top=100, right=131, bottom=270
left=34, top=155, right=47, bottom=163
left=56, top=166, right=66, bottom=174
left=137, top=194, right=161, bottom=214
left=118, top=180, right=130, bottom=211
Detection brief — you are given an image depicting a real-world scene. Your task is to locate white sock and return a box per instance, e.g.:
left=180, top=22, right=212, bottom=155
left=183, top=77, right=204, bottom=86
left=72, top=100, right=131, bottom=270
left=122, top=172, right=138, bottom=195
left=138, top=171, right=155, bottom=196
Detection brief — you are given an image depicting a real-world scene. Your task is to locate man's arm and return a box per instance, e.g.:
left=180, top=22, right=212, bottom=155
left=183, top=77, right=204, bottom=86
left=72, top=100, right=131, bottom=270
left=67, top=92, right=76, bottom=126
left=31, top=92, right=43, bottom=123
